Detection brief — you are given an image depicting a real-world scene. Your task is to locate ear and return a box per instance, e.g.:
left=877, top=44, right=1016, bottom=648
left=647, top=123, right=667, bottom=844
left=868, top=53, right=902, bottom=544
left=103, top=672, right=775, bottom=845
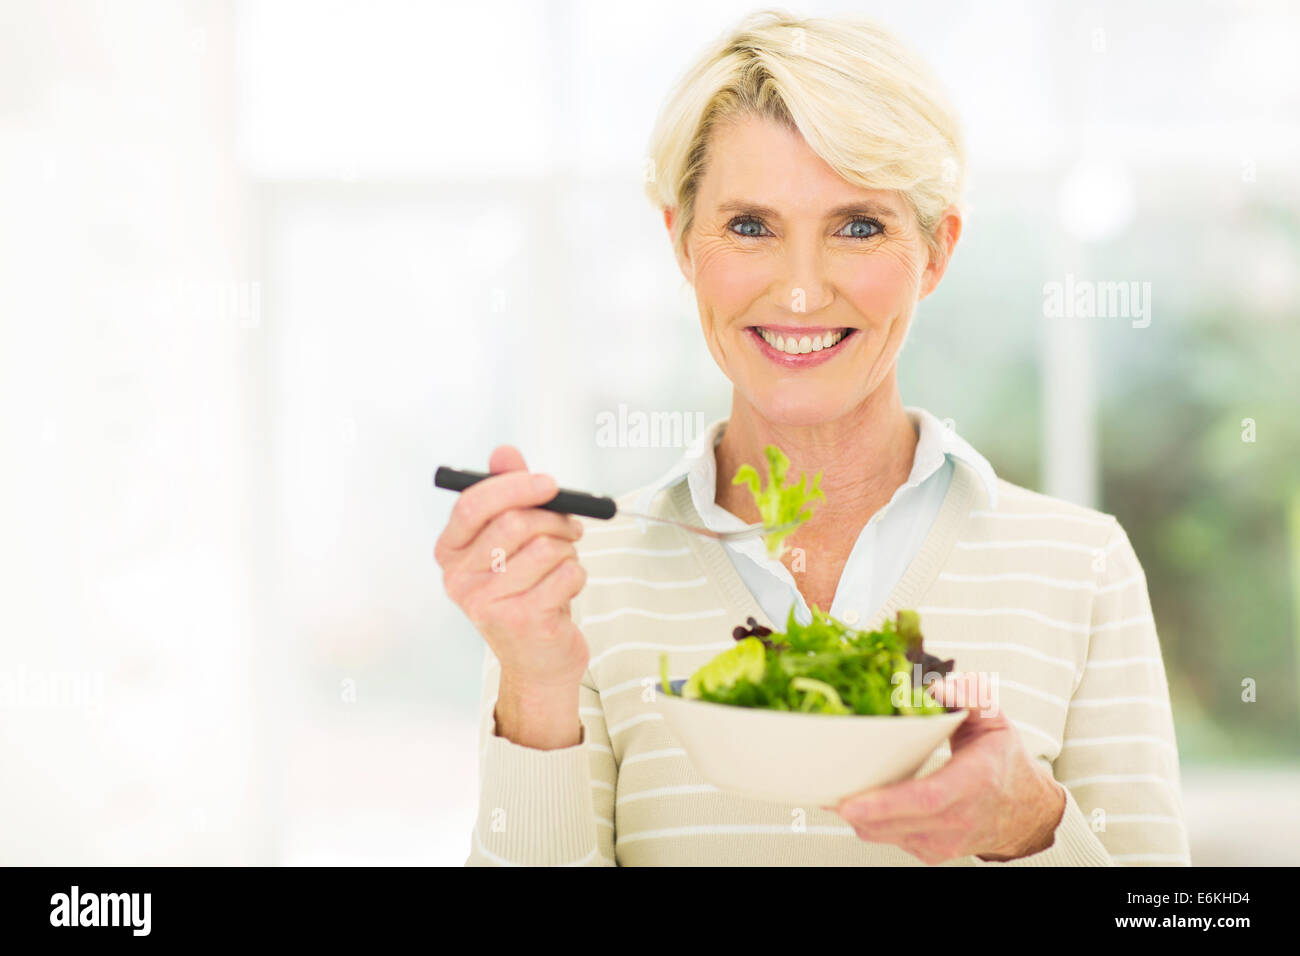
left=918, top=204, right=962, bottom=301
left=663, top=206, right=693, bottom=284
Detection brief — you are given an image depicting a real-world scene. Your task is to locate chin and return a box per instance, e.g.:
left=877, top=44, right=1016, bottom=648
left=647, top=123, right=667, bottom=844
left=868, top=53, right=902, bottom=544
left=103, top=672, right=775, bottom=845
left=743, top=385, right=851, bottom=428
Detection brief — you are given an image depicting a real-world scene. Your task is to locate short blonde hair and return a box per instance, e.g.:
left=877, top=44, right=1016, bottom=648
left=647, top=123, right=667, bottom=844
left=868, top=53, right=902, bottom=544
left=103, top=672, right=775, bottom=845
left=643, top=8, right=966, bottom=266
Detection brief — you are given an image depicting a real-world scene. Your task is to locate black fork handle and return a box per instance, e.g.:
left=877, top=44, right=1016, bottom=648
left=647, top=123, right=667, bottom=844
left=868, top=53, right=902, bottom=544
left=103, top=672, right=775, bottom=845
left=433, top=466, right=617, bottom=520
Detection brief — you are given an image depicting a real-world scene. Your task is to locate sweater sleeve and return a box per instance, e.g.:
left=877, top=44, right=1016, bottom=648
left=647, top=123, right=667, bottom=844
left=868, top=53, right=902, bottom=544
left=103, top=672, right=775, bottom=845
left=974, top=518, right=1191, bottom=866
left=464, top=647, right=618, bottom=866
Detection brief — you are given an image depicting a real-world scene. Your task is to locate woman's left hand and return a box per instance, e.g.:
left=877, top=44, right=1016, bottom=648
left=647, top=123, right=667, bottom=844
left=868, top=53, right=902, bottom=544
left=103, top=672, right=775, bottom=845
left=826, top=671, right=1067, bottom=864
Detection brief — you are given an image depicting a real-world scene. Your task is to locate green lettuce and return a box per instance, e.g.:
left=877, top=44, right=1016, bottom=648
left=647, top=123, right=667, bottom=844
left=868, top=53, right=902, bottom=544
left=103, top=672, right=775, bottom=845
left=662, top=608, right=954, bottom=716
left=732, top=444, right=825, bottom=559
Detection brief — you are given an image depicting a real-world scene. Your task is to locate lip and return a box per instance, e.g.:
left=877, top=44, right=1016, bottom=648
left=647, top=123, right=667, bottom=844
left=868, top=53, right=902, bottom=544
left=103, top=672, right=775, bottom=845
left=746, top=326, right=858, bottom=369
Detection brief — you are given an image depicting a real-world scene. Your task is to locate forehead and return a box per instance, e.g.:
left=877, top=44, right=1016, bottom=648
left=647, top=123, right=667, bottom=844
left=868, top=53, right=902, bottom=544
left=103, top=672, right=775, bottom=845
left=698, top=113, right=901, bottom=214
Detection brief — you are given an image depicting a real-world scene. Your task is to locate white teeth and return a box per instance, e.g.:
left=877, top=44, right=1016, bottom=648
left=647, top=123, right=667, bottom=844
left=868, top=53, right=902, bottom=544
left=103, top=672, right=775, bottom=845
left=756, top=327, right=849, bottom=354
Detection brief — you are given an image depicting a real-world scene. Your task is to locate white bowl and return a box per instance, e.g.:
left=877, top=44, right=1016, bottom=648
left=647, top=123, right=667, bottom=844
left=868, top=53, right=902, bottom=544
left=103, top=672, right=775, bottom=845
left=654, top=680, right=968, bottom=807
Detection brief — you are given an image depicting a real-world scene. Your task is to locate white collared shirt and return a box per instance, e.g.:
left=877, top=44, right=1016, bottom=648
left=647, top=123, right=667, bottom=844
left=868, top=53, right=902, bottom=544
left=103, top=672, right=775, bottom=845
left=631, top=407, right=1000, bottom=629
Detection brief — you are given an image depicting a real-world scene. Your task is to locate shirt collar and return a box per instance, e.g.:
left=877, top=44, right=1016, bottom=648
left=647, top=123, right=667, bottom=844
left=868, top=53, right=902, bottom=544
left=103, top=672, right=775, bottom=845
left=907, top=406, right=1000, bottom=509
left=631, top=406, right=999, bottom=519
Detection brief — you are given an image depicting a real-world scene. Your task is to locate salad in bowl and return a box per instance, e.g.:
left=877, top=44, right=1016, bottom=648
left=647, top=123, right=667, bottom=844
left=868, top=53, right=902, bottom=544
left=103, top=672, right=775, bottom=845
left=650, top=444, right=967, bottom=806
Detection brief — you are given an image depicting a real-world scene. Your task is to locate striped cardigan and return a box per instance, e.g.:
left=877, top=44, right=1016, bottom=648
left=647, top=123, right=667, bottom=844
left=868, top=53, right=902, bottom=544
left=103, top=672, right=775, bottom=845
left=466, top=458, right=1191, bottom=866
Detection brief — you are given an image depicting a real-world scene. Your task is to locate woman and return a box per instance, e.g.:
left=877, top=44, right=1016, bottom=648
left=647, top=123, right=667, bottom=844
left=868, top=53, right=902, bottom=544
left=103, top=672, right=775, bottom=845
left=440, top=10, right=1191, bottom=866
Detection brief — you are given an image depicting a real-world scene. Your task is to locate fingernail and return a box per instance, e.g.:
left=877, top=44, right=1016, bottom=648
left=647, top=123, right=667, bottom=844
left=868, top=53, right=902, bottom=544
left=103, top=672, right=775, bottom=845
left=532, top=474, right=556, bottom=495
left=570, top=517, right=584, bottom=537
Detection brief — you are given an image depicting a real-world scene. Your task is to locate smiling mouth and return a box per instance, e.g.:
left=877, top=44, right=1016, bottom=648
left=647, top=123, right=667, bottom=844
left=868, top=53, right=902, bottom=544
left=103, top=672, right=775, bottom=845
left=748, top=326, right=857, bottom=355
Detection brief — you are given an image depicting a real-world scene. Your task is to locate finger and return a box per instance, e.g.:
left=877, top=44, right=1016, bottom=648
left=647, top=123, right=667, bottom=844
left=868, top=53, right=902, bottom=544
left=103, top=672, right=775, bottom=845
left=897, top=832, right=960, bottom=866
left=528, top=555, right=587, bottom=609
left=851, top=816, right=971, bottom=865
left=438, top=469, right=559, bottom=553
left=848, top=819, right=966, bottom=865
left=464, top=508, right=582, bottom=571
left=850, top=822, right=909, bottom=846
left=849, top=818, right=929, bottom=844
left=480, top=534, right=579, bottom=601
left=836, top=776, right=957, bottom=825
left=934, top=671, right=1013, bottom=749
left=835, top=777, right=929, bottom=820
left=929, top=670, right=1000, bottom=717
left=489, top=444, right=528, bottom=475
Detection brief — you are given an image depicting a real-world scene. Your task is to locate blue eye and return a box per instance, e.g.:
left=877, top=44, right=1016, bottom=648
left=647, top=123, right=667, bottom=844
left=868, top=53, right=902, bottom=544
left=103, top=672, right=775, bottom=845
left=839, top=217, right=883, bottom=239
left=728, top=217, right=768, bottom=238
left=726, top=216, right=884, bottom=239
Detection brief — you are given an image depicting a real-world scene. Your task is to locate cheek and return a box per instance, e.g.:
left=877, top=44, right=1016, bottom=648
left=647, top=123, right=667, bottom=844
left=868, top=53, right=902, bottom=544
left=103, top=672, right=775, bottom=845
left=694, top=246, right=769, bottom=320
left=838, top=252, right=921, bottom=324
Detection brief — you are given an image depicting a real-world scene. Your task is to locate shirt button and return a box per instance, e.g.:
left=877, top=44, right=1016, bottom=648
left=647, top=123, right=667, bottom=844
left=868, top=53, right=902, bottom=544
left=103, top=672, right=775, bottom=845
left=842, top=609, right=860, bottom=625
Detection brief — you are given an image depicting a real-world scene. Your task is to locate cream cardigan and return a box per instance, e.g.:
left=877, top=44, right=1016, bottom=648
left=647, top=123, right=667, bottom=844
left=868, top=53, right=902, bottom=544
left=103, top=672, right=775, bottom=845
left=465, top=459, right=1191, bottom=866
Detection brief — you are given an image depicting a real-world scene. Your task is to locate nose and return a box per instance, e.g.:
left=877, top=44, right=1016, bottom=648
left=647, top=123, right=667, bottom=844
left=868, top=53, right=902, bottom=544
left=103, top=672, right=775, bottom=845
left=774, top=236, right=834, bottom=315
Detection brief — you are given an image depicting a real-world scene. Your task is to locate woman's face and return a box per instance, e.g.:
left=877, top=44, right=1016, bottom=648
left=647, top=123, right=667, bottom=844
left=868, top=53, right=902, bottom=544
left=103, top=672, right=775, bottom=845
left=670, top=114, right=959, bottom=426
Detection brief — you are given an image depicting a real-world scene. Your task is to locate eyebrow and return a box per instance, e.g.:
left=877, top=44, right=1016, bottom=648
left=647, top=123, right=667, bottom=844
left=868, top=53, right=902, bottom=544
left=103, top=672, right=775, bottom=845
left=716, top=199, right=900, bottom=221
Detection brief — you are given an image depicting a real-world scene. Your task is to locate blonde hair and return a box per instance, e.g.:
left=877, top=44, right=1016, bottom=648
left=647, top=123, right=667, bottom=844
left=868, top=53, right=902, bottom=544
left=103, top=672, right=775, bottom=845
left=643, top=8, right=966, bottom=266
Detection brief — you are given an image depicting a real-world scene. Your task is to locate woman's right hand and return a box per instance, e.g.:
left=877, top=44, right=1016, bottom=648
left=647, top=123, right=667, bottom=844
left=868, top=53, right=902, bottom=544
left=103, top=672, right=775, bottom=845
left=435, top=445, right=590, bottom=746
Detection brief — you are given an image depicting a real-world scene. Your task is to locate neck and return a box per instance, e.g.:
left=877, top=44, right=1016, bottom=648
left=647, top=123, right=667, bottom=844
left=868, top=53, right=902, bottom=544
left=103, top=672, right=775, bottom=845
left=714, top=372, right=918, bottom=539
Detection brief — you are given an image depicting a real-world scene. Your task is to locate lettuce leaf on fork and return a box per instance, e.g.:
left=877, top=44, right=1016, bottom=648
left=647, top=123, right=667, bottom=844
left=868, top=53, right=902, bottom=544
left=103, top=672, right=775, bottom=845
left=731, top=444, right=825, bottom=560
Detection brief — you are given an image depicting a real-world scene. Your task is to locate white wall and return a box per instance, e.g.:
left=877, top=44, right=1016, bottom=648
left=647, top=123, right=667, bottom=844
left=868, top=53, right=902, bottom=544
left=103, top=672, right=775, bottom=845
left=0, top=0, right=259, bottom=862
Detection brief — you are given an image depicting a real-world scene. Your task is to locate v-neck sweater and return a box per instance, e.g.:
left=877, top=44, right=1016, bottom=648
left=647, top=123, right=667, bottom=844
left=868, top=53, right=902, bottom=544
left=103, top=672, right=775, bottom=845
left=465, top=459, right=1191, bottom=867
left=630, top=407, right=1001, bottom=633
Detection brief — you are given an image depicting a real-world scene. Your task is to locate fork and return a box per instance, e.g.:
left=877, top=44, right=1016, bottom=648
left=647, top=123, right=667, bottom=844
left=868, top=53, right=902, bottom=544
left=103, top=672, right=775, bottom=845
left=433, top=466, right=797, bottom=543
